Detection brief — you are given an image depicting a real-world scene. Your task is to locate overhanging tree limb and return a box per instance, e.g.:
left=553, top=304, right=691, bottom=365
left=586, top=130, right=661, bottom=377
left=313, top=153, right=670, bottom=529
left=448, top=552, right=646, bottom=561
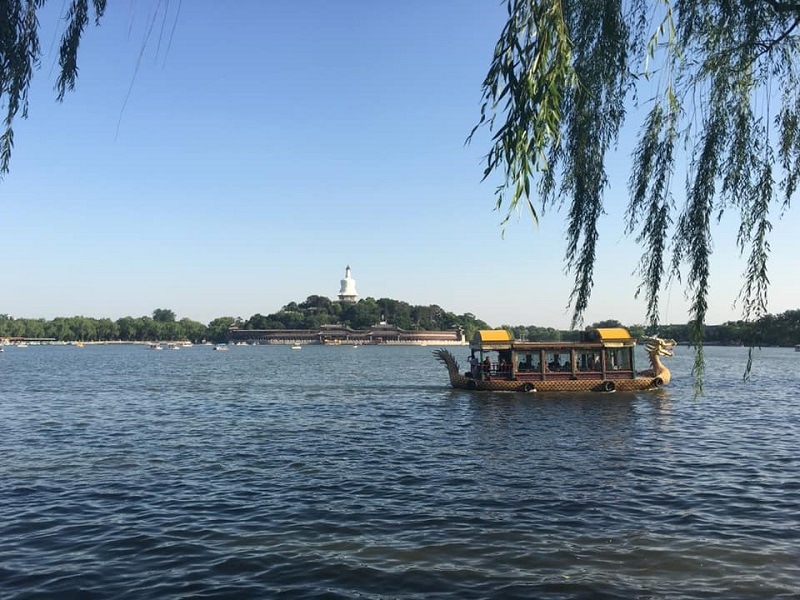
left=472, top=0, right=799, bottom=393
left=0, top=0, right=106, bottom=177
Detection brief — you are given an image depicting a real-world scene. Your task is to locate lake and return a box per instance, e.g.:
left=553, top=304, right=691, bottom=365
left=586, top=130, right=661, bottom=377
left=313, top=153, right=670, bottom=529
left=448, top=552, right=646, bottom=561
left=1, top=343, right=798, bottom=599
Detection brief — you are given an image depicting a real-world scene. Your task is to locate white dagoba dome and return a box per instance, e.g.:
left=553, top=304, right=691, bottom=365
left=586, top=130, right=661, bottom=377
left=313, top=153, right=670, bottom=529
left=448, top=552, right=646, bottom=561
left=338, top=265, right=358, bottom=303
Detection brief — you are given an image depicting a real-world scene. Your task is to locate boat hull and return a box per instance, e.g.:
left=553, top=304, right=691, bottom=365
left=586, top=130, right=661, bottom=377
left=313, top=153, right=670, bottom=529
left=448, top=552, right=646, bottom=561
left=445, top=373, right=663, bottom=393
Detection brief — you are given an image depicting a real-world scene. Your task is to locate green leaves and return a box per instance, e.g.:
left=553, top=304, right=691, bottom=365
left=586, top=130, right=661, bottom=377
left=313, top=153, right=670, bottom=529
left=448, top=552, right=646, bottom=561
left=472, top=0, right=632, bottom=328
left=469, top=0, right=575, bottom=227
left=56, top=0, right=90, bottom=102
left=1, top=0, right=43, bottom=175
left=474, top=0, right=800, bottom=393
left=0, top=0, right=106, bottom=176
left=54, top=0, right=105, bottom=101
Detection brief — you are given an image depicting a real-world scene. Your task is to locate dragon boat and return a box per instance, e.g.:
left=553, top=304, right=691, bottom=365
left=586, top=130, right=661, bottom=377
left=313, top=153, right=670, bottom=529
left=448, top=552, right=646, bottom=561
left=434, top=328, right=675, bottom=393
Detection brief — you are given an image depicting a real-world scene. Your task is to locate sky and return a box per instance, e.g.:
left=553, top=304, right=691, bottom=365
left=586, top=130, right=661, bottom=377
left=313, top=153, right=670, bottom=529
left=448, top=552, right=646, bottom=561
left=2, top=1, right=798, bottom=329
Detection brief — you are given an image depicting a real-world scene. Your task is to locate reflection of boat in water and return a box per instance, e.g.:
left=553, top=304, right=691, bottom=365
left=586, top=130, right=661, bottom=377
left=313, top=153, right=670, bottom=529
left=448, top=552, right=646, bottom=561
left=434, top=328, right=676, bottom=393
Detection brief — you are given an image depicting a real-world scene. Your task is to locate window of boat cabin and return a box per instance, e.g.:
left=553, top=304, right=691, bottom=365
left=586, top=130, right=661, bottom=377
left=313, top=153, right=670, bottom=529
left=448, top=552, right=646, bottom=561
left=546, top=351, right=571, bottom=372
left=517, top=352, right=541, bottom=372
left=577, top=351, right=602, bottom=371
left=605, top=347, right=633, bottom=371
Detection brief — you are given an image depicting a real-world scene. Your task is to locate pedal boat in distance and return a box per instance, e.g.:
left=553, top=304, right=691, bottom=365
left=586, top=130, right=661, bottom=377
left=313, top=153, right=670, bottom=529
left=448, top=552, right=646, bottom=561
left=434, top=328, right=675, bottom=393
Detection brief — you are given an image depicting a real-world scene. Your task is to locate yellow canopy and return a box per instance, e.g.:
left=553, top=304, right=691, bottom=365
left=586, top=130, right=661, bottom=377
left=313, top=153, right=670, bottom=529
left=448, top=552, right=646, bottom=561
left=594, top=328, right=633, bottom=341
left=473, top=330, right=513, bottom=343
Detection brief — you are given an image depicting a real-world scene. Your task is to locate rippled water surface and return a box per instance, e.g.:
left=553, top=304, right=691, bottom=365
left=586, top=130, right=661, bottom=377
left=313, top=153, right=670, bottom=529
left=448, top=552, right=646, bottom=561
left=1, top=343, right=798, bottom=599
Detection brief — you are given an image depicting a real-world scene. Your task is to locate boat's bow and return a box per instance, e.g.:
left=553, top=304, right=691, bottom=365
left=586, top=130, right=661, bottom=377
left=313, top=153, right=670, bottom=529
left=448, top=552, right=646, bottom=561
left=640, top=335, right=677, bottom=385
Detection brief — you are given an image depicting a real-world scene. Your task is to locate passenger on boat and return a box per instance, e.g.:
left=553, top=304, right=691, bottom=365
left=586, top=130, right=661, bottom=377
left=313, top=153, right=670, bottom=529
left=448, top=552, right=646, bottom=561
left=482, top=356, right=492, bottom=376
left=469, top=355, right=480, bottom=378
left=498, top=351, right=512, bottom=374
left=549, top=354, right=562, bottom=371
left=498, top=357, right=510, bottom=374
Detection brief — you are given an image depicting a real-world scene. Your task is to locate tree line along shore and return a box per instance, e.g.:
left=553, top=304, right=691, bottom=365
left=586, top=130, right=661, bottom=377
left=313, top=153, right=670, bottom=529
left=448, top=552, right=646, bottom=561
left=1, top=299, right=798, bottom=347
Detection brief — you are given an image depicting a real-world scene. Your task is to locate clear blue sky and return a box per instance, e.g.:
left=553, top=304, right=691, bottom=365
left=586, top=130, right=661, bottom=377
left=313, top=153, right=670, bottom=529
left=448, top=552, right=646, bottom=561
left=3, top=1, right=798, bottom=328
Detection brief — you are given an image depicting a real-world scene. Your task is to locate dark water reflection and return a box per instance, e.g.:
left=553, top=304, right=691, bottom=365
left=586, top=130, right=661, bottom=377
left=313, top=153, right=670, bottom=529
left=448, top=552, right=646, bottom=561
left=0, top=344, right=798, bottom=598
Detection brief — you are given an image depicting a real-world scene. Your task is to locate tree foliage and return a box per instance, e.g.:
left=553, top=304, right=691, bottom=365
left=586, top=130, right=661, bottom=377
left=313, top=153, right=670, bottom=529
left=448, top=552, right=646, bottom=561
left=152, top=308, right=176, bottom=322
left=0, top=0, right=107, bottom=176
left=473, top=0, right=800, bottom=393
left=2, top=306, right=798, bottom=348
left=0, top=311, right=206, bottom=342
left=0, top=297, right=492, bottom=344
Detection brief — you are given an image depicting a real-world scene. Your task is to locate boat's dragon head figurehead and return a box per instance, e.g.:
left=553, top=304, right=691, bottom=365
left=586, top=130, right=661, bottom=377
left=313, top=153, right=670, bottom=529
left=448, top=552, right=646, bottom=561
left=640, top=335, right=677, bottom=385
left=643, top=335, right=677, bottom=358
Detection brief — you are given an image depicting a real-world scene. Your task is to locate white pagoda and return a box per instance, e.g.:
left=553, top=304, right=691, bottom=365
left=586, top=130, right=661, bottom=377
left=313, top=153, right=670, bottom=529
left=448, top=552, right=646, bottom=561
left=338, top=265, right=359, bottom=303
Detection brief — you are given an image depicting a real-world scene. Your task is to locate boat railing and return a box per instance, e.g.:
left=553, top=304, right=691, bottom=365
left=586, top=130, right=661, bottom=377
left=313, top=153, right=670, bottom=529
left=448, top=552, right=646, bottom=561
left=479, top=366, right=636, bottom=381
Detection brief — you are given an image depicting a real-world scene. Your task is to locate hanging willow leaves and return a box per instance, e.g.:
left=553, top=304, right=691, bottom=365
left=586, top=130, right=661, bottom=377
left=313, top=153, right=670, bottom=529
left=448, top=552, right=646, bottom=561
left=0, top=0, right=106, bottom=177
left=473, top=0, right=800, bottom=392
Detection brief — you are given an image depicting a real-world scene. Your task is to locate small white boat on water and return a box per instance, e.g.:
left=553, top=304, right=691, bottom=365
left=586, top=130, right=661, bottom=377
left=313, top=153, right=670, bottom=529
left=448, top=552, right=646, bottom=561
left=291, top=344, right=302, bottom=350
left=149, top=343, right=163, bottom=351
left=213, top=344, right=228, bottom=352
